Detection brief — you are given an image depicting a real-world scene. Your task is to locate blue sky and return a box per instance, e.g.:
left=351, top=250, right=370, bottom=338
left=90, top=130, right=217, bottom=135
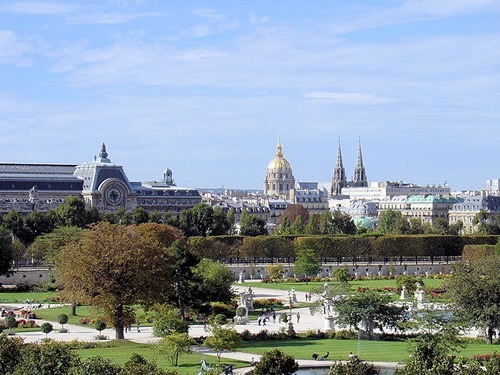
left=1, top=1, right=499, bottom=191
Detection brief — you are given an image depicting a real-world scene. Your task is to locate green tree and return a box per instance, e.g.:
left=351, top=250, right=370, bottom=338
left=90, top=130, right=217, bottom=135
left=226, top=208, right=236, bottom=234
left=253, top=349, right=298, bottom=375
left=0, top=226, right=13, bottom=276
left=95, top=320, right=107, bottom=335
left=28, top=226, right=83, bottom=265
left=329, top=357, right=380, bottom=375
left=277, top=204, right=309, bottom=234
left=294, top=248, right=320, bottom=280
left=210, top=206, right=231, bottom=235
left=24, top=210, right=56, bottom=244
left=114, top=208, right=131, bottom=225
left=447, top=256, right=500, bottom=344
left=277, top=216, right=292, bottom=235
left=473, top=210, right=500, bottom=234
left=11, top=237, right=26, bottom=269
left=267, top=263, right=285, bottom=282
left=0, top=335, right=23, bottom=375
left=179, top=203, right=214, bottom=237
left=377, top=209, right=409, bottom=234
left=120, top=353, right=174, bottom=375
left=332, top=267, right=350, bottom=284
left=193, top=259, right=234, bottom=304
left=396, top=275, right=424, bottom=294
left=304, top=213, right=320, bottom=235
left=149, top=210, right=163, bottom=224
left=17, top=341, right=78, bottom=375
left=4, top=315, right=16, bottom=335
left=157, top=332, right=193, bottom=367
left=2, top=210, right=27, bottom=244
left=147, top=304, right=188, bottom=337
left=334, top=291, right=406, bottom=340
left=239, top=209, right=267, bottom=236
left=131, top=207, right=150, bottom=225
left=58, top=314, right=69, bottom=332
left=69, top=356, right=120, bottom=375
left=56, top=222, right=176, bottom=339
left=203, top=325, right=241, bottom=362
left=41, top=322, right=53, bottom=340
left=55, top=196, right=88, bottom=228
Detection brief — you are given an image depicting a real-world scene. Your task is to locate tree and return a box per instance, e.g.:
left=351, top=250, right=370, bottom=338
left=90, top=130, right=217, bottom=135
left=0, top=335, right=23, bottom=375
left=334, top=291, right=406, bottom=340
left=58, top=314, right=69, bottom=332
left=193, top=259, right=235, bottom=304
left=329, top=357, right=380, bottom=375
left=24, top=210, right=56, bottom=244
left=267, top=263, right=285, bottom=282
left=2, top=210, right=28, bottom=244
left=178, top=203, right=214, bottom=236
left=277, top=204, right=309, bottom=234
left=147, top=304, right=188, bottom=337
left=447, top=256, right=500, bottom=344
left=131, top=207, right=150, bottom=225
left=17, top=341, right=78, bottom=375
left=157, top=332, right=193, bottom=366
left=28, top=226, right=83, bottom=265
left=239, top=209, right=267, bottom=236
left=0, top=226, right=13, bottom=276
left=377, top=209, right=409, bottom=234
left=304, top=213, right=320, bottom=235
left=211, top=206, right=231, bottom=235
left=203, top=324, right=241, bottom=362
left=253, top=349, right=298, bottom=375
left=69, top=356, right=120, bottom=375
left=332, top=267, right=350, bottom=284
left=95, top=320, right=107, bottom=336
left=55, top=196, right=88, bottom=228
left=294, top=248, right=320, bottom=280
left=41, top=322, right=53, bottom=340
left=56, top=222, right=176, bottom=339
left=473, top=210, right=500, bottom=234
left=4, top=315, right=17, bottom=335
left=121, top=353, right=173, bottom=375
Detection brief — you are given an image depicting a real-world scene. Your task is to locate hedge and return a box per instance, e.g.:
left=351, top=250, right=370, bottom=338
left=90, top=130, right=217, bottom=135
left=186, top=235, right=498, bottom=260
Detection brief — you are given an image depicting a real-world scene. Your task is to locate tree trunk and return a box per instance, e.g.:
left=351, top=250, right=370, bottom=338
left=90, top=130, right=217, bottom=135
left=71, top=301, right=77, bottom=316
left=114, top=304, right=125, bottom=340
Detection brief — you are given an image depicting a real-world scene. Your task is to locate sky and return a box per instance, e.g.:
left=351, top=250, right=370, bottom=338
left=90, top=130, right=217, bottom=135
left=1, top=0, right=499, bottom=191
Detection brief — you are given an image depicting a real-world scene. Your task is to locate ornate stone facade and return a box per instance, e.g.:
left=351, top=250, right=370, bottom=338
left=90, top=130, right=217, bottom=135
left=0, top=144, right=201, bottom=216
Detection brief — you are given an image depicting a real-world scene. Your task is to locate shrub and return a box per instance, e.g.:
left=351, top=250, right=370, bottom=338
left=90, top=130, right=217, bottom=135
left=335, top=330, right=357, bottom=340
left=209, top=302, right=235, bottom=319
left=213, top=314, right=227, bottom=326
left=69, top=356, right=120, bottom=375
left=94, top=320, right=107, bottom=333
left=0, top=334, right=23, bottom=375
left=79, top=317, right=89, bottom=324
left=253, top=349, right=298, bottom=375
left=17, top=341, right=79, bottom=375
left=236, top=307, right=247, bottom=317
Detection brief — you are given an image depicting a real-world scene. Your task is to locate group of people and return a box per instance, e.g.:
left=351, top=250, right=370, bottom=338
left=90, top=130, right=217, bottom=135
left=312, top=352, right=329, bottom=361
left=257, top=309, right=276, bottom=326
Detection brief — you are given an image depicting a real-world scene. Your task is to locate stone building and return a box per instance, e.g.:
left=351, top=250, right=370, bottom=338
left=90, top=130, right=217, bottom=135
left=331, top=140, right=368, bottom=196
left=264, top=139, right=295, bottom=198
left=0, top=144, right=201, bottom=216
left=448, top=195, right=500, bottom=234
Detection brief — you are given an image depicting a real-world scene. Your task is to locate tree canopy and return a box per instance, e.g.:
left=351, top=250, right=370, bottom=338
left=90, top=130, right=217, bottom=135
left=0, top=225, right=13, bottom=276
left=447, top=255, right=500, bottom=344
left=56, top=222, right=177, bottom=339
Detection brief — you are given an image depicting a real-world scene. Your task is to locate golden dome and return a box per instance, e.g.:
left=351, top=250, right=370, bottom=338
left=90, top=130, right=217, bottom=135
left=267, top=141, right=292, bottom=171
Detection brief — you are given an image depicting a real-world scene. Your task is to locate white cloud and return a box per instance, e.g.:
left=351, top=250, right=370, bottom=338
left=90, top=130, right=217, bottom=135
left=0, top=30, right=30, bottom=65
left=303, top=92, right=395, bottom=104
left=69, top=11, right=160, bottom=25
left=1, top=1, right=78, bottom=15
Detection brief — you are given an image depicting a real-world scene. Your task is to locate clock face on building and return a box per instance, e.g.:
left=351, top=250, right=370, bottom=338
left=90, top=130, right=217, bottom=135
left=106, top=187, right=123, bottom=205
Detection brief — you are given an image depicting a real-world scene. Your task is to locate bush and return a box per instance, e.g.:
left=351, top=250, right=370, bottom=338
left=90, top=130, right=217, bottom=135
left=94, top=320, right=107, bottom=333
left=69, top=356, right=120, bottom=375
left=253, top=349, right=298, bottom=375
left=213, top=314, right=227, bottom=326
left=0, top=334, right=23, bottom=375
left=335, top=330, right=357, bottom=340
left=121, top=353, right=176, bottom=375
left=209, top=302, right=235, bottom=319
left=17, top=341, right=79, bottom=375
left=236, top=307, right=247, bottom=317
left=79, top=317, right=89, bottom=324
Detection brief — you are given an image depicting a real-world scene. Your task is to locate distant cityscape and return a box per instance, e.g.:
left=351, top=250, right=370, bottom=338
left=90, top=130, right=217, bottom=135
left=0, top=142, right=499, bottom=235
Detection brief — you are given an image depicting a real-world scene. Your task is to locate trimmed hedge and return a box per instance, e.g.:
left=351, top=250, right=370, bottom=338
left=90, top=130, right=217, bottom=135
left=186, top=235, right=498, bottom=260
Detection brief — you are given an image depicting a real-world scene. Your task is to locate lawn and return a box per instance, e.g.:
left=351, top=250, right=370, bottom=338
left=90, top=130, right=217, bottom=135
left=239, top=338, right=498, bottom=363
left=0, top=291, right=57, bottom=304
left=243, top=277, right=445, bottom=294
left=75, top=340, right=246, bottom=375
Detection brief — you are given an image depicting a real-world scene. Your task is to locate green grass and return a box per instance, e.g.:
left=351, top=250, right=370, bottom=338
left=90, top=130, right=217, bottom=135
left=243, top=277, right=445, bottom=293
left=33, top=305, right=96, bottom=325
left=240, top=338, right=498, bottom=363
left=75, top=340, right=246, bottom=375
left=0, top=291, right=57, bottom=304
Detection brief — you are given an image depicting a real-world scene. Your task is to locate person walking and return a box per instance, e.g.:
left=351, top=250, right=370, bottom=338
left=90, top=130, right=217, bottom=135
left=296, top=311, right=300, bottom=323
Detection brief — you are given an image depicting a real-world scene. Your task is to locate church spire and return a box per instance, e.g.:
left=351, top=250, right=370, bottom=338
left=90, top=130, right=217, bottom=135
left=352, top=139, right=368, bottom=187
left=331, top=139, right=347, bottom=196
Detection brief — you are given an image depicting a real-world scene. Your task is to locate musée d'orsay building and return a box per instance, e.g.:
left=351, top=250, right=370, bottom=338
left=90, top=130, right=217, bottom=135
left=0, top=144, right=201, bottom=215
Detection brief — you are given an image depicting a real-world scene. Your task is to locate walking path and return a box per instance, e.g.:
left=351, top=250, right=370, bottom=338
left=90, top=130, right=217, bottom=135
left=5, top=284, right=407, bottom=373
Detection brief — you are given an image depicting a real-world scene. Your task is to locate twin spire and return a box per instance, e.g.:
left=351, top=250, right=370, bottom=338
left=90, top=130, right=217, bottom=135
left=331, top=139, right=367, bottom=196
